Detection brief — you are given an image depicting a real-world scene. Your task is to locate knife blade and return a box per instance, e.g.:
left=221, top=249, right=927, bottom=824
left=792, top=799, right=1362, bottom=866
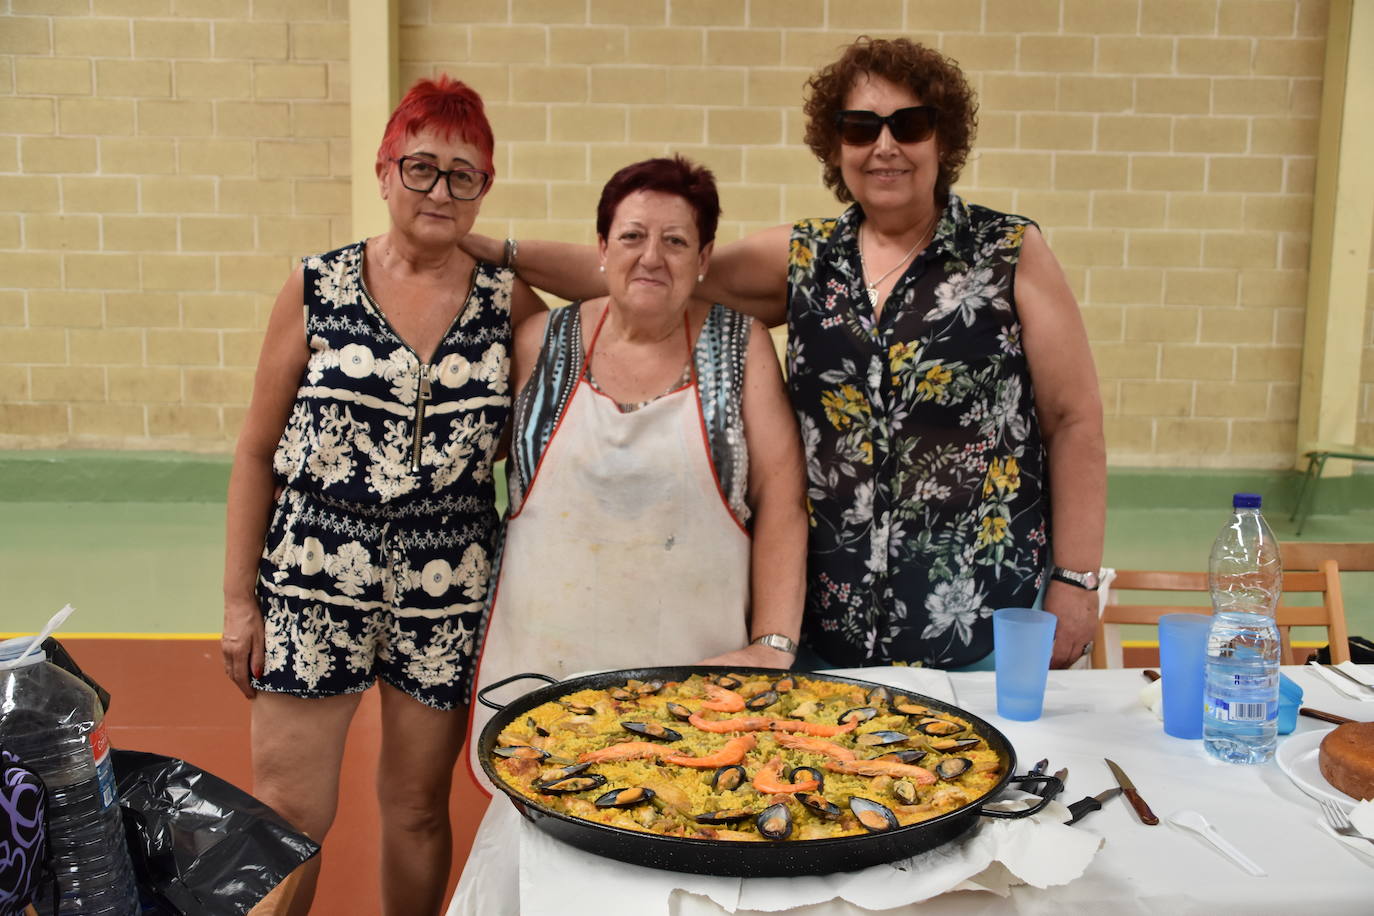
left=1028, top=758, right=1049, bottom=779
left=1104, top=758, right=1159, bottom=825
left=1065, top=787, right=1121, bottom=825
left=1047, top=767, right=1069, bottom=800
left=1322, top=663, right=1374, bottom=691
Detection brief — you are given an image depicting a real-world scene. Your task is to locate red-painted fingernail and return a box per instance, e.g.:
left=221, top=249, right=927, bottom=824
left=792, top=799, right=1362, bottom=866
left=252, top=664, right=263, bottom=679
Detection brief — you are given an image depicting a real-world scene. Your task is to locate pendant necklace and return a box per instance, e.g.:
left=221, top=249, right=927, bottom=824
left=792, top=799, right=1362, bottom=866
left=859, top=215, right=937, bottom=309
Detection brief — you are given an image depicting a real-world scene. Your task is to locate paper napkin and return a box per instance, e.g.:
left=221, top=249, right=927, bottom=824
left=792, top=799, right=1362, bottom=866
left=1306, top=661, right=1374, bottom=702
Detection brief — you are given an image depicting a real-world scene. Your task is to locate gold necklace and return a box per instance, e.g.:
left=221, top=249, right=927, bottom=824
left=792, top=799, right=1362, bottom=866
left=859, top=215, right=937, bottom=309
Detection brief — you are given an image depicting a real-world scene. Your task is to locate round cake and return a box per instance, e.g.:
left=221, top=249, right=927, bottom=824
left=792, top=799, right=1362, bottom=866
left=1318, top=722, right=1374, bottom=802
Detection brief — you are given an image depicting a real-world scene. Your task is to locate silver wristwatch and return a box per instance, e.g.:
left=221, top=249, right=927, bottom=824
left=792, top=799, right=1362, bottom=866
left=1050, top=566, right=1100, bottom=591
left=751, top=633, right=798, bottom=654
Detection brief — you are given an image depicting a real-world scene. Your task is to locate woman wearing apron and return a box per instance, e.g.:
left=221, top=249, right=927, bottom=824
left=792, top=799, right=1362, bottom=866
left=447, top=157, right=807, bottom=915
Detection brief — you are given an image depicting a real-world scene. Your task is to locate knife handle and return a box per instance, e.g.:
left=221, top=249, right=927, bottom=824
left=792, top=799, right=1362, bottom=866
left=1122, top=786, right=1159, bottom=825
left=1065, top=796, right=1101, bottom=825
left=1299, top=707, right=1354, bottom=725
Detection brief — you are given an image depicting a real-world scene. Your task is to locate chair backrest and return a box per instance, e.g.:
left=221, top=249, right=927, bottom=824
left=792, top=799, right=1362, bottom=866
left=1279, top=541, right=1374, bottom=572
left=1091, top=565, right=1350, bottom=668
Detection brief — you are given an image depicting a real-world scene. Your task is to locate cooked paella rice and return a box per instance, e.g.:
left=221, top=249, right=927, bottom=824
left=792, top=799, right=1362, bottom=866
left=491, top=672, right=1006, bottom=842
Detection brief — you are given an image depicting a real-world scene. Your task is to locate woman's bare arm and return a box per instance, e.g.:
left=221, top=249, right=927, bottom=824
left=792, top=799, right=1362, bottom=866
left=1016, top=225, right=1108, bottom=669
left=221, top=266, right=310, bottom=698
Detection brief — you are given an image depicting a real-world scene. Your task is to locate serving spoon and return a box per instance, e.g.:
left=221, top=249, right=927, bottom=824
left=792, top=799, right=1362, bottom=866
left=1167, top=809, right=1266, bottom=877
left=2, top=604, right=74, bottom=668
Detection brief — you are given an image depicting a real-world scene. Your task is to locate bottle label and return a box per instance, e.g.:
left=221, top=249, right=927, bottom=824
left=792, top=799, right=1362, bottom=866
left=1228, top=671, right=1277, bottom=690
left=89, top=721, right=118, bottom=809
left=1208, top=697, right=1277, bottom=723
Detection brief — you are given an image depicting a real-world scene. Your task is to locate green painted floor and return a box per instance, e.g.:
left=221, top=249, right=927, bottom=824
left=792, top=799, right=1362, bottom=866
left=3, top=498, right=1371, bottom=645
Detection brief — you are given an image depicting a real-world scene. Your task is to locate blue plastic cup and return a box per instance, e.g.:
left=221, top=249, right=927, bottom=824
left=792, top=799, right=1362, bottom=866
left=993, top=608, right=1057, bottom=721
left=1159, top=613, right=1210, bottom=739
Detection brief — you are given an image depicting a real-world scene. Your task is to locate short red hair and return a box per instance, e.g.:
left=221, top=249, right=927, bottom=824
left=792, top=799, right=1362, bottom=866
left=376, top=74, right=495, bottom=177
left=596, top=156, right=720, bottom=249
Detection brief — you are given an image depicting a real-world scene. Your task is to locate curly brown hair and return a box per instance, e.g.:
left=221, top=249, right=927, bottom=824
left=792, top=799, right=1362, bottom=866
left=803, top=36, right=977, bottom=205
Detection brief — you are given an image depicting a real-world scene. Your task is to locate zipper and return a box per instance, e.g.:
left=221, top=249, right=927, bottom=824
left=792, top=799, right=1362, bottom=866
left=411, top=364, right=431, bottom=472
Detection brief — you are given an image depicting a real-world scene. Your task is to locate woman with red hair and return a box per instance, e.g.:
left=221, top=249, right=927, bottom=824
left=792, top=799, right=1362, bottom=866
left=221, top=75, right=543, bottom=915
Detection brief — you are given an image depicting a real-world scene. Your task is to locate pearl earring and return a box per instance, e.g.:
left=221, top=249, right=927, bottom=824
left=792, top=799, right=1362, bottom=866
left=598, top=265, right=605, bottom=273
left=697, top=274, right=705, bottom=283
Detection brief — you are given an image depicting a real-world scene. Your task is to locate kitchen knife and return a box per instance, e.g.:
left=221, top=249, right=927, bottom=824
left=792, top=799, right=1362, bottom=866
left=1104, top=758, right=1159, bottom=825
left=1047, top=767, right=1069, bottom=800
left=1065, top=787, right=1121, bottom=825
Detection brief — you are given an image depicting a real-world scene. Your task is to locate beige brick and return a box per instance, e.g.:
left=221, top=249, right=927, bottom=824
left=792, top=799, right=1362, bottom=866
left=1103, top=415, right=1155, bottom=453
left=717, top=183, right=782, bottom=224
left=31, top=366, right=105, bottom=402
left=1053, top=153, right=1128, bottom=191
left=1251, top=116, right=1316, bottom=155
left=69, top=403, right=144, bottom=438
left=93, top=0, right=171, bottom=12
left=0, top=176, right=61, bottom=213
left=980, top=74, right=1057, bottom=112
left=99, top=216, right=176, bottom=252
left=706, top=28, right=782, bottom=67
left=977, top=112, right=1017, bottom=149
left=1125, top=305, right=1200, bottom=342
left=1019, top=190, right=1090, bottom=227
left=1090, top=267, right=1164, bottom=304
left=1092, top=192, right=1166, bottom=229
left=54, top=18, right=131, bottom=57
left=979, top=0, right=1057, bottom=30
left=174, top=61, right=253, bottom=100
left=289, top=21, right=347, bottom=60
left=1238, top=268, right=1305, bottom=307
left=589, top=0, right=667, bottom=24
left=1295, top=0, right=1328, bottom=35
left=976, top=151, right=1052, bottom=189
left=0, top=404, right=68, bottom=436
left=1219, top=0, right=1298, bottom=35
left=1200, top=307, right=1274, bottom=345
left=135, top=20, right=210, bottom=58
left=744, top=147, right=823, bottom=186
left=291, top=103, right=350, bottom=140
left=1053, top=228, right=1125, bottom=268
left=56, top=99, right=138, bottom=139
left=1254, top=38, right=1323, bottom=76
left=1278, top=235, right=1307, bottom=270
left=109, top=367, right=179, bottom=402
left=429, top=0, right=509, bottom=22
left=398, top=25, right=469, bottom=64
left=0, top=137, right=15, bottom=172
left=180, top=216, right=255, bottom=252
left=1130, top=231, right=1203, bottom=269
left=1192, top=380, right=1269, bottom=417
left=0, top=98, right=56, bottom=135
left=667, top=0, right=743, bottom=26
left=1166, top=193, right=1244, bottom=230
left=254, top=63, right=329, bottom=99
left=296, top=180, right=350, bottom=216
left=1243, top=195, right=1310, bottom=232
left=589, top=144, right=669, bottom=182
left=1207, top=157, right=1284, bottom=193
left=1177, top=39, right=1255, bottom=76
left=468, top=26, right=546, bottom=63
left=95, top=59, right=171, bottom=98
left=1213, top=78, right=1289, bottom=115
left=138, top=101, right=213, bottom=137
left=1231, top=419, right=1295, bottom=455
left=1058, top=76, right=1133, bottom=113
left=27, top=290, right=101, bottom=328
left=1019, top=114, right=1093, bottom=151
left=1156, top=418, right=1230, bottom=453
left=219, top=254, right=292, bottom=293
left=511, top=66, right=589, bottom=103
left=1175, top=117, right=1249, bottom=154
left=148, top=404, right=223, bottom=438
left=147, top=328, right=219, bottom=365
left=175, top=0, right=249, bottom=13
left=216, top=178, right=291, bottom=215
left=973, top=189, right=1017, bottom=214
left=67, top=253, right=139, bottom=290
left=1064, top=0, right=1146, bottom=33
left=749, top=0, right=822, bottom=26
left=1141, top=0, right=1218, bottom=33
left=505, top=144, right=584, bottom=183
left=931, top=35, right=1017, bottom=74
left=15, top=58, right=92, bottom=96
left=0, top=365, right=29, bottom=402
left=185, top=367, right=253, bottom=403
left=1137, top=78, right=1212, bottom=115
left=1097, top=115, right=1172, bottom=153
left=590, top=66, right=670, bottom=104
left=901, top=0, right=977, bottom=29
left=142, top=255, right=217, bottom=292
left=1096, top=37, right=1174, bottom=74
left=0, top=328, right=67, bottom=363
left=1161, top=343, right=1236, bottom=380
left=1204, top=232, right=1279, bottom=269
left=1267, top=379, right=1298, bottom=419
left=1120, top=380, right=1192, bottom=416
left=209, top=101, right=291, bottom=138
left=666, top=67, right=745, bottom=107
left=672, top=146, right=742, bottom=183
left=781, top=31, right=863, bottom=69
left=1165, top=268, right=1240, bottom=306
left=746, top=69, right=811, bottom=108
left=626, top=28, right=703, bottom=65
left=0, top=292, right=24, bottom=327
left=1284, top=157, right=1315, bottom=194
left=512, top=0, right=585, bottom=21
left=707, top=109, right=783, bottom=146
left=182, top=293, right=258, bottom=329
left=625, top=106, right=702, bottom=144
left=480, top=180, right=549, bottom=220
left=22, top=137, right=97, bottom=174
left=549, top=27, right=627, bottom=64
left=0, top=16, right=51, bottom=54
left=1132, top=156, right=1205, bottom=192
left=63, top=175, right=139, bottom=212
left=1019, top=36, right=1094, bottom=73
left=25, top=215, right=99, bottom=252
left=108, top=291, right=179, bottom=327
left=100, top=139, right=177, bottom=176
left=255, top=140, right=330, bottom=178
left=1236, top=346, right=1297, bottom=381
left=819, top=0, right=898, bottom=29
left=1080, top=304, right=1124, bottom=341
left=0, top=252, right=61, bottom=289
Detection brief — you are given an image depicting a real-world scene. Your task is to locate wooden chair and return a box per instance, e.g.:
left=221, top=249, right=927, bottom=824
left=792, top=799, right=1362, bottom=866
left=1091, top=566, right=1351, bottom=668
left=1279, top=541, right=1374, bottom=573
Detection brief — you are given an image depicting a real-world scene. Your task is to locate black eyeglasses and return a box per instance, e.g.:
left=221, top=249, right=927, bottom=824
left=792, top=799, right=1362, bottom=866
left=834, top=106, right=938, bottom=146
left=393, top=156, right=491, bottom=200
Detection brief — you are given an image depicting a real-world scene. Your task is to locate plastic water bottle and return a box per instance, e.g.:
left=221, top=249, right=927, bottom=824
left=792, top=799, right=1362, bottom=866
left=0, top=637, right=140, bottom=915
left=1202, top=493, right=1283, bottom=764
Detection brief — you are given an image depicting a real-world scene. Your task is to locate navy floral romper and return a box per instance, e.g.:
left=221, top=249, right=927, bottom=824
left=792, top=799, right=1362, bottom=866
left=253, top=240, right=513, bottom=710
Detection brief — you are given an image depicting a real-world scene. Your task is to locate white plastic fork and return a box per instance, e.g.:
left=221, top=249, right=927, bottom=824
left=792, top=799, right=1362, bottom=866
left=1319, top=799, right=1374, bottom=847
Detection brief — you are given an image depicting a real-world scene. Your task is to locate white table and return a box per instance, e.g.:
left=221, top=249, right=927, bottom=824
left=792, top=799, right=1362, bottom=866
left=491, top=666, right=1373, bottom=915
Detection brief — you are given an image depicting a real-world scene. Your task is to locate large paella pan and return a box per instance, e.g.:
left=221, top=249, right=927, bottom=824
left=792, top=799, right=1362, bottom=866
left=477, top=666, right=1055, bottom=877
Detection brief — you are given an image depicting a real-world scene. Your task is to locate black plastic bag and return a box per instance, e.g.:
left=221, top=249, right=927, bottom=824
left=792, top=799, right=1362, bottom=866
left=113, top=750, right=319, bottom=916
left=1313, top=635, right=1374, bottom=665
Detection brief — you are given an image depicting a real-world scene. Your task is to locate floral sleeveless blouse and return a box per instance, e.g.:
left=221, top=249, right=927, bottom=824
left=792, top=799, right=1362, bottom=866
left=787, top=195, right=1048, bottom=668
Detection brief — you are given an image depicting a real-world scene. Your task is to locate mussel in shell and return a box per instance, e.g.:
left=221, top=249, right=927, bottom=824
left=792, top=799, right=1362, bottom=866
left=631, top=678, right=665, bottom=695
left=621, top=721, right=682, bottom=742
left=849, top=796, right=899, bottom=833
left=664, top=702, right=694, bottom=721
left=539, top=761, right=593, bottom=782
left=873, top=748, right=928, bottom=765
left=537, top=773, right=608, bottom=795
left=756, top=802, right=793, bottom=840
left=493, top=745, right=550, bottom=761
left=609, top=687, right=637, bottom=702
left=838, top=706, right=878, bottom=726
left=916, top=717, right=965, bottom=737
left=745, top=690, right=779, bottom=710
left=892, top=779, right=918, bottom=805
left=891, top=701, right=933, bottom=717
left=788, top=765, right=824, bottom=791
left=710, top=764, right=747, bottom=791
left=594, top=786, right=656, bottom=809
left=926, top=736, right=981, bottom=752
left=560, top=701, right=596, bottom=716
left=712, top=674, right=743, bottom=689
left=525, top=716, right=549, bottom=737
left=787, top=700, right=820, bottom=719
left=854, top=730, right=911, bottom=747
left=935, top=757, right=973, bottom=780
left=795, top=792, right=842, bottom=819
left=773, top=675, right=796, bottom=693
left=866, top=684, right=894, bottom=706
left=695, top=808, right=756, bottom=825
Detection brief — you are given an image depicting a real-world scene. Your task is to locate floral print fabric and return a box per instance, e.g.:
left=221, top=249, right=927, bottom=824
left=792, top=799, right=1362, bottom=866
left=787, top=196, right=1048, bottom=668
left=254, top=241, right=513, bottom=709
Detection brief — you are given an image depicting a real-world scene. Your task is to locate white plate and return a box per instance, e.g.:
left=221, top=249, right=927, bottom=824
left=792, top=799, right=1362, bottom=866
left=1274, top=730, right=1361, bottom=809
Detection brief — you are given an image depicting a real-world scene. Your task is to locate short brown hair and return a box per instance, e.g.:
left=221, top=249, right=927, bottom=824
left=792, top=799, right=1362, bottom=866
left=803, top=36, right=977, bottom=205
left=596, top=156, right=720, bottom=249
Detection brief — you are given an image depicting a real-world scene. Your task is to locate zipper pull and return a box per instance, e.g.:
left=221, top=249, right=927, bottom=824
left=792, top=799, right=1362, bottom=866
left=411, top=364, right=431, bottom=472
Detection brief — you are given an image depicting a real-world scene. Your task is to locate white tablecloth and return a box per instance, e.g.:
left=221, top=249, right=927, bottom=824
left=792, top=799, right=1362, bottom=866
left=490, top=665, right=1373, bottom=914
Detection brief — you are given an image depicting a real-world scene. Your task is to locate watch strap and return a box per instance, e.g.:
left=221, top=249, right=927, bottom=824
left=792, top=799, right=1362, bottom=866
left=1050, top=566, right=1099, bottom=590
left=751, top=633, right=798, bottom=654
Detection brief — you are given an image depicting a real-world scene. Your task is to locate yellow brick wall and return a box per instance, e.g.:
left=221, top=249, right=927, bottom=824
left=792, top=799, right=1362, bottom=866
left=2, top=0, right=1372, bottom=468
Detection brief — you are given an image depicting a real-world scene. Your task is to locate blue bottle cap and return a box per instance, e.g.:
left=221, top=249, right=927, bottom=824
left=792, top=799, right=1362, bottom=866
left=1232, top=492, right=1262, bottom=509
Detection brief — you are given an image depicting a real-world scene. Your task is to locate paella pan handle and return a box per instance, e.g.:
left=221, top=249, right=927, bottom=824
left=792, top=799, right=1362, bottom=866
left=978, top=773, right=1064, bottom=819
left=476, top=672, right=557, bottom=711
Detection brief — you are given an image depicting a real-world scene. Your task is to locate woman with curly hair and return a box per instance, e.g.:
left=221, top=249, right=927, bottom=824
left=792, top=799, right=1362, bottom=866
left=462, top=37, right=1105, bottom=673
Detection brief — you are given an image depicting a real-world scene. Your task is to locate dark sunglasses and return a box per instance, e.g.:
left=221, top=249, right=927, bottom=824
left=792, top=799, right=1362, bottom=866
left=393, top=156, right=491, bottom=200
left=834, top=105, right=938, bottom=146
